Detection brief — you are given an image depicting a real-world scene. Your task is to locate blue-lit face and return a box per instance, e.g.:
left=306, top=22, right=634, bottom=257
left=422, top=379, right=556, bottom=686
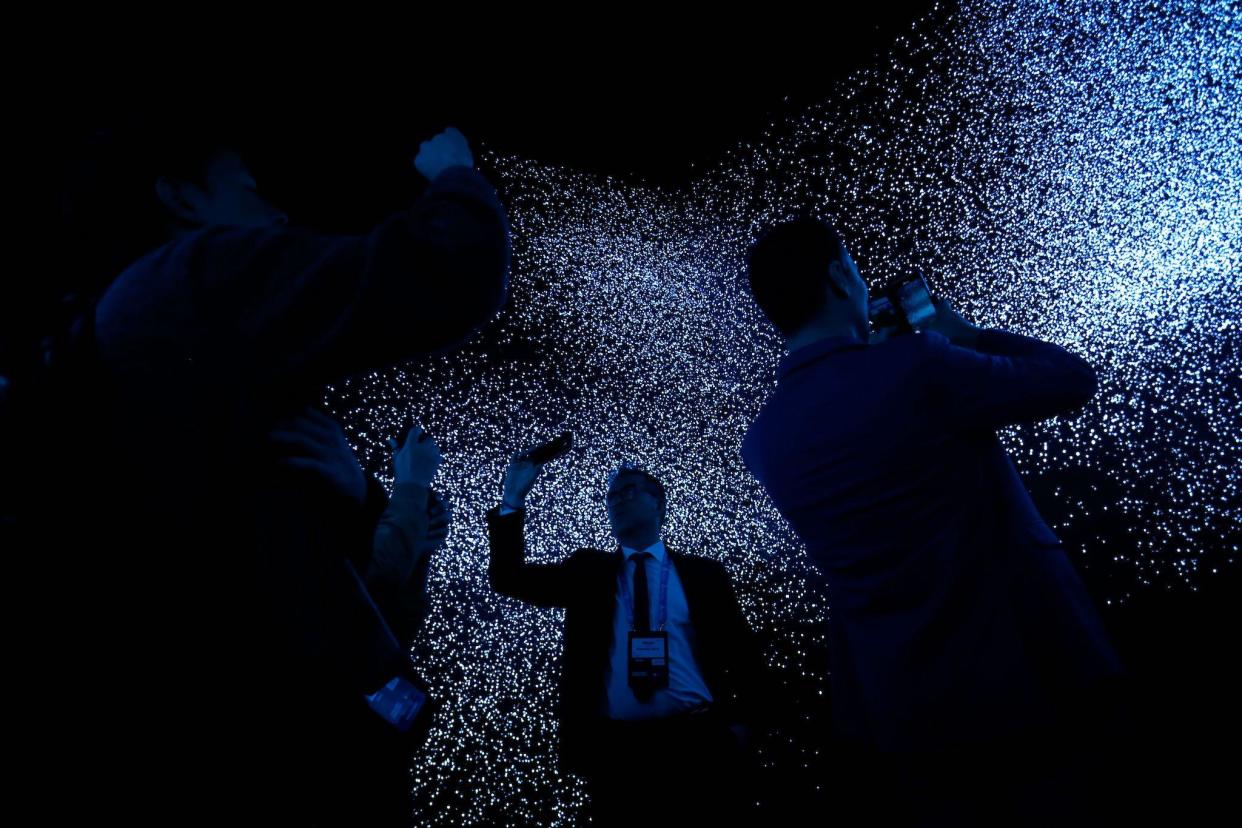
left=606, top=475, right=663, bottom=540
left=170, top=150, right=288, bottom=230
left=835, top=246, right=871, bottom=325
left=842, top=247, right=869, bottom=308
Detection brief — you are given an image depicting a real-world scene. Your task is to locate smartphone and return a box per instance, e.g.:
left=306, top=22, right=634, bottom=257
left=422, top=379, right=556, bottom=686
left=898, top=273, right=936, bottom=330
left=365, top=676, right=428, bottom=732
left=521, top=431, right=573, bottom=465
left=869, top=271, right=935, bottom=334
left=392, top=425, right=432, bottom=451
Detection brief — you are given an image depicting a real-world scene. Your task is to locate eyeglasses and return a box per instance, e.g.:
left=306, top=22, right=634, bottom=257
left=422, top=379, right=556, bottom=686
left=606, top=483, right=656, bottom=502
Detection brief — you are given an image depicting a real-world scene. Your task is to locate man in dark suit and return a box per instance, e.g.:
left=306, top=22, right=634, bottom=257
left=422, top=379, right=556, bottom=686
left=51, top=119, right=509, bottom=824
left=741, top=218, right=1122, bottom=824
left=268, top=414, right=450, bottom=824
left=488, top=456, right=764, bottom=827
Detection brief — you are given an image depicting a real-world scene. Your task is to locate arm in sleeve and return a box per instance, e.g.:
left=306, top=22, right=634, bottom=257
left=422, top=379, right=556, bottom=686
left=713, top=565, right=771, bottom=725
left=920, top=329, right=1098, bottom=431
left=363, top=482, right=433, bottom=647
left=189, top=165, right=510, bottom=391
left=486, top=507, right=576, bottom=608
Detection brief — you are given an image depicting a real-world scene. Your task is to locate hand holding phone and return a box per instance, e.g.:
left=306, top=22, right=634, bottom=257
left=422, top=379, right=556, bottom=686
left=519, top=431, right=573, bottom=465
left=868, top=271, right=936, bottom=335
left=502, top=432, right=573, bottom=509
left=388, top=424, right=442, bottom=487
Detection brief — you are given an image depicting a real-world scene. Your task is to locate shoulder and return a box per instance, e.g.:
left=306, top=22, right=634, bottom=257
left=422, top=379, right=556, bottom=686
left=566, top=548, right=618, bottom=582
left=880, top=330, right=947, bottom=360
left=909, top=331, right=955, bottom=366
left=96, top=226, right=331, bottom=329
left=741, top=414, right=763, bottom=453
left=915, top=330, right=950, bottom=352
left=670, top=551, right=729, bottom=581
left=185, top=225, right=360, bottom=284
left=868, top=331, right=950, bottom=384
left=741, top=409, right=773, bottom=476
left=568, top=548, right=615, bottom=567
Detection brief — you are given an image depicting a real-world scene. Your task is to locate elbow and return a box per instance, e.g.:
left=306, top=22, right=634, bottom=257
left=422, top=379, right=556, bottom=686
left=1066, top=356, right=1099, bottom=410
left=425, top=180, right=511, bottom=320
left=462, top=248, right=510, bottom=331
left=487, top=562, right=511, bottom=597
left=425, top=224, right=511, bottom=352
left=465, top=212, right=511, bottom=318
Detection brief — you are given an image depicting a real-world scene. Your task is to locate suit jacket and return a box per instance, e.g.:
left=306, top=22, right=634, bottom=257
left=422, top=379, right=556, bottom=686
left=486, top=507, right=764, bottom=771
left=742, top=329, right=1121, bottom=753
left=355, top=477, right=436, bottom=651
left=72, top=166, right=509, bottom=821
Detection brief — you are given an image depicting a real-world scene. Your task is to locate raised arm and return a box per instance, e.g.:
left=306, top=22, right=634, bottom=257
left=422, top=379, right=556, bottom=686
left=920, top=299, right=1098, bottom=431
left=486, top=448, right=575, bottom=607
left=98, top=129, right=510, bottom=395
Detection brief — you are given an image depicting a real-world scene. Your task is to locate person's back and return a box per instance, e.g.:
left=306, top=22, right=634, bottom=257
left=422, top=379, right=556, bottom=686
left=741, top=218, right=1122, bottom=822
left=743, top=329, right=1118, bottom=752
left=56, top=122, right=508, bottom=823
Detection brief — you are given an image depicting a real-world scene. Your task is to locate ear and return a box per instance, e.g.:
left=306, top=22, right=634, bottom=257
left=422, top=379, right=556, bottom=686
left=826, top=259, right=853, bottom=301
left=154, top=176, right=203, bottom=225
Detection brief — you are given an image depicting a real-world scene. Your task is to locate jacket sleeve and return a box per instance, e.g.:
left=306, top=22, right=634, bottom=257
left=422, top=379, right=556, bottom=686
left=361, top=481, right=434, bottom=647
left=177, top=165, right=510, bottom=391
left=710, top=562, right=771, bottom=725
left=919, top=329, right=1098, bottom=431
left=486, top=507, right=577, bottom=608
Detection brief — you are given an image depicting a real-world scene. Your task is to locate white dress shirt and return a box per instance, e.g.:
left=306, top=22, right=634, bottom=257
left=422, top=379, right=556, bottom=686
left=602, top=539, right=714, bottom=721
left=496, top=505, right=714, bottom=720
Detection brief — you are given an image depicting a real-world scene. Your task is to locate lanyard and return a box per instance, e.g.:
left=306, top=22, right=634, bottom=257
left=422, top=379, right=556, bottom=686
left=618, top=549, right=672, bottom=631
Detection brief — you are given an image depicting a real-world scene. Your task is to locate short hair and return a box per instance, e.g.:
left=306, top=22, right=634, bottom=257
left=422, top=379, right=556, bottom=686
left=746, top=217, right=848, bottom=336
left=607, top=463, right=667, bottom=519
left=59, top=114, right=242, bottom=297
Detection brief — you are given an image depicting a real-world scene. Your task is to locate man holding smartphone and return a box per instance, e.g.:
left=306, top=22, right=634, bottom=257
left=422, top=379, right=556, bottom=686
left=268, top=415, right=448, bottom=823
left=487, top=445, right=766, bottom=827
left=57, top=118, right=509, bottom=824
left=742, top=217, right=1121, bottom=824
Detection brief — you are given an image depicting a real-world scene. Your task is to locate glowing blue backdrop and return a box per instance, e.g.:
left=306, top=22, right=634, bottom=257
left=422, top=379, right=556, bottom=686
left=322, top=1, right=1240, bottom=823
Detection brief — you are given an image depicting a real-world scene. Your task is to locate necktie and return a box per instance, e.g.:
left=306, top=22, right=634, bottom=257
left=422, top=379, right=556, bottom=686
left=632, top=552, right=652, bottom=632
left=630, top=551, right=655, bottom=702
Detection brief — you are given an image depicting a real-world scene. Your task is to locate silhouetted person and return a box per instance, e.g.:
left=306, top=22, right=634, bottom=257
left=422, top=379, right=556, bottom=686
left=51, top=118, right=508, bottom=824
left=742, top=218, right=1121, bottom=825
left=268, top=412, right=452, bottom=824
left=489, top=457, right=765, bottom=828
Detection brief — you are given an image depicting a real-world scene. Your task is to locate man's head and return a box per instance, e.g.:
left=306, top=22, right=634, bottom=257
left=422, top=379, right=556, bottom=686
left=153, top=148, right=288, bottom=234
left=606, top=464, right=667, bottom=547
left=746, top=217, right=869, bottom=342
left=61, top=117, right=287, bottom=294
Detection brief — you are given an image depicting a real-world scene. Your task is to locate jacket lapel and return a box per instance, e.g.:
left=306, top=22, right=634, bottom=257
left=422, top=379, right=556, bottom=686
left=668, top=549, right=709, bottom=627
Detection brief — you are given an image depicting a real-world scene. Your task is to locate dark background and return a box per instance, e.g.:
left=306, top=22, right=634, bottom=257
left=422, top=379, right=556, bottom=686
left=50, top=4, right=944, bottom=215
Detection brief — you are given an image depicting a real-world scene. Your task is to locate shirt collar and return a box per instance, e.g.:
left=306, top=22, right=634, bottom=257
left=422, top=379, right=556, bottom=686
left=621, top=539, right=666, bottom=562
left=778, top=335, right=868, bottom=381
